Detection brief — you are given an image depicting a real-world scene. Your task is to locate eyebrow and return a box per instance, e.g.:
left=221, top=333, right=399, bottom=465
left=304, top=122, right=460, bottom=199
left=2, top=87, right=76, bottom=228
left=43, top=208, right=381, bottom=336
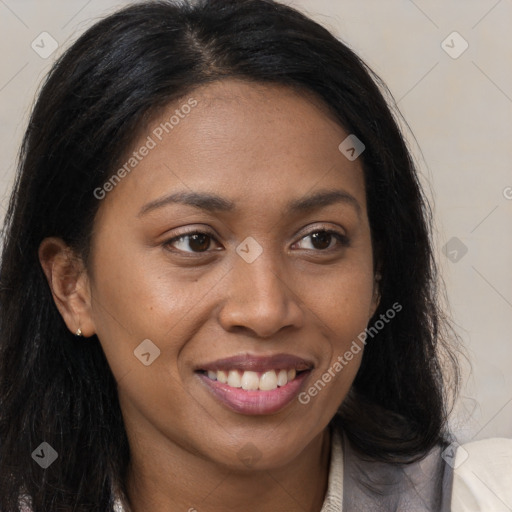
left=138, top=188, right=362, bottom=218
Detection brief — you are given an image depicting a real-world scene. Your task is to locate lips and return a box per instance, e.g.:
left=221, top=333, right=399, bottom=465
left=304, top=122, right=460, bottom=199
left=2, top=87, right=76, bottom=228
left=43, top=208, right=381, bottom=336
left=195, top=353, right=314, bottom=415
left=195, top=353, right=314, bottom=373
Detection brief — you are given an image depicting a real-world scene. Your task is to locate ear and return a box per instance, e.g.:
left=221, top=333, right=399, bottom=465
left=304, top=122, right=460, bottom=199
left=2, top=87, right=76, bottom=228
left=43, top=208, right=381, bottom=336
left=38, top=237, right=95, bottom=337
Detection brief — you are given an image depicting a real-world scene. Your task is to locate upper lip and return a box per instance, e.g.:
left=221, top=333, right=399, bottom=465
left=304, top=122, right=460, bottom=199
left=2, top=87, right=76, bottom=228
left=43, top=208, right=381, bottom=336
left=196, top=353, right=314, bottom=373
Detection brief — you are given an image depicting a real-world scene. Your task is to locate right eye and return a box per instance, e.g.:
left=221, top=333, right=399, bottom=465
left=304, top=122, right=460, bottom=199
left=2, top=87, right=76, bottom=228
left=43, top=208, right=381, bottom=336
left=163, top=230, right=221, bottom=254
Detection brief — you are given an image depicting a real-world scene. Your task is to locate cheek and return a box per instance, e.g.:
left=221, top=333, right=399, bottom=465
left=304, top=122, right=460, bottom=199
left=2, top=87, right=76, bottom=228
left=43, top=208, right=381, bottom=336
left=309, top=262, right=375, bottom=335
left=88, top=233, right=224, bottom=393
left=87, top=234, right=174, bottom=375
left=90, top=236, right=185, bottom=333
left=298, top=274, right=371, bottom=417
left=88, top=245, right=203, bottom=437
left=307, top=263, right=374, bottom=386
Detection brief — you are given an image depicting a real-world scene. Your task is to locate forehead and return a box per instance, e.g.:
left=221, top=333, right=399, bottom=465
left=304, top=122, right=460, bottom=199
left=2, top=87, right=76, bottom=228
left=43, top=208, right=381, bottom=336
left=100, top=79, right=367, bottom=218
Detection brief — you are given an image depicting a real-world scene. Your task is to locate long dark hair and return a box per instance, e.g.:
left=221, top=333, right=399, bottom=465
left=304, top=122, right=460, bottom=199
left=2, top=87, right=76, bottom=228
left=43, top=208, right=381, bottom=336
left=0, top=0, right=460, bottom=509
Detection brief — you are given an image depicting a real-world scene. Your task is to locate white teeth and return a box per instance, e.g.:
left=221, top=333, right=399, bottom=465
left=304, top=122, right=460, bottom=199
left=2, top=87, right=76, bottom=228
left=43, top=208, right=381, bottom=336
left=227, top=370, right=242, bottom=388
left=216, top=370, right=228, bottom=384
left=205, top=368, right=303, bottom=390
left=241, top=371, right=260, bottom=390
left=259, top=370, right=278, bottom=391
left=277, top=369, right=288, bottom=387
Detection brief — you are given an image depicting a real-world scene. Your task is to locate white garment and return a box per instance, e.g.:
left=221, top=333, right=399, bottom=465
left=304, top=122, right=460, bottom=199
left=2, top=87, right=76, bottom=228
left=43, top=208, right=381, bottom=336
left=451, top=437, right=512, bottom=511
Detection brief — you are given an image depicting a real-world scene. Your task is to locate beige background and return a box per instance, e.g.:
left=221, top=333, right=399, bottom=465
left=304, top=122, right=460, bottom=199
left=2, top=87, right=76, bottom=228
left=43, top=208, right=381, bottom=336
left=0, top=0, right=510, bottom=442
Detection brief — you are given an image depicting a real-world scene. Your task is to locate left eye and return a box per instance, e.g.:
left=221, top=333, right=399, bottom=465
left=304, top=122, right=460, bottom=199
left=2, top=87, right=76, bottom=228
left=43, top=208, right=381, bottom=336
left=294, top=230, right=349, bottom=251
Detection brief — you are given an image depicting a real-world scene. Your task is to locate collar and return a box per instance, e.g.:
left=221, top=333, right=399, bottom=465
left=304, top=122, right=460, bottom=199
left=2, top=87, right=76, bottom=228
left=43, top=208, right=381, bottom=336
left=320, top=425, right=344, bottom=511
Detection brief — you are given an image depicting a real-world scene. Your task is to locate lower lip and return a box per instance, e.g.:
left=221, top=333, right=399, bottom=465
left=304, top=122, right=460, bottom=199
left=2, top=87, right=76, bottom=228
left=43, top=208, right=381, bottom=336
left=197, top=371, right=311, bottom=415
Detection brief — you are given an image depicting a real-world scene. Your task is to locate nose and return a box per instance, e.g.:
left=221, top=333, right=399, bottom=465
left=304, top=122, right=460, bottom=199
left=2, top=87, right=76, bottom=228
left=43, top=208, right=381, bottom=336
left=217, top=252, right=304, bottom=338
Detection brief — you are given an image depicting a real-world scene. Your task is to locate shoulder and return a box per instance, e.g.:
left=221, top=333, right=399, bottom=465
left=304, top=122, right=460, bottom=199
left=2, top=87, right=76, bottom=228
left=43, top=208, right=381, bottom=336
left=451, top=437, right=512, bottom=511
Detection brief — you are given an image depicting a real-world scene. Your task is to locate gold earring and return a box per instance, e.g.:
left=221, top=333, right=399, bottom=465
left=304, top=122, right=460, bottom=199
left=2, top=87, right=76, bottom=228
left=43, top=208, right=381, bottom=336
left=75, top=328, right=83, bottom=337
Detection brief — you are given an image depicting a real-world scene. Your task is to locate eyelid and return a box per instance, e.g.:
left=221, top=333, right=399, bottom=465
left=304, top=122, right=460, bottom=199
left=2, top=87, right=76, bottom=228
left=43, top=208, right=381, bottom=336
left=296, top=223, right=347, bottom=240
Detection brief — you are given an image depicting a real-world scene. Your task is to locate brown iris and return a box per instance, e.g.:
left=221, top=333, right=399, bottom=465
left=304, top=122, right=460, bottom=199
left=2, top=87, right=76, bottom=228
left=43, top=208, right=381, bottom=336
left=310, top=231, right=332, bottom=250
left=188, top=233, right=211, bottom=252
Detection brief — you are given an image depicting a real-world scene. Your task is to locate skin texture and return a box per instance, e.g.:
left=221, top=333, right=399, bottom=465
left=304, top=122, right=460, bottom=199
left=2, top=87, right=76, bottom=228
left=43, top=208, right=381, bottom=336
left=39, top=79, right=380, bottom=512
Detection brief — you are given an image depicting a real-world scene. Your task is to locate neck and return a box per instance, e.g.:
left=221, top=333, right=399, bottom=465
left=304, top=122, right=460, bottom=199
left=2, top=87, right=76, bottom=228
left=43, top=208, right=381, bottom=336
left=123, top=426, right=332, bottom=512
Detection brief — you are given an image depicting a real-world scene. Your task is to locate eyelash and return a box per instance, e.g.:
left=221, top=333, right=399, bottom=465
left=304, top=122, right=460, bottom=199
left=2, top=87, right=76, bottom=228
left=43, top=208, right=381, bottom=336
left=163, top=227, right=350, bottom=256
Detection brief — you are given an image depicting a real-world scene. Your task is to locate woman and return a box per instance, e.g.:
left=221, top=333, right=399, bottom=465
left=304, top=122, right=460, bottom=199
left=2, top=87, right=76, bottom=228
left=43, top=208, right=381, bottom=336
left=0, top=0, right=510, bottom=510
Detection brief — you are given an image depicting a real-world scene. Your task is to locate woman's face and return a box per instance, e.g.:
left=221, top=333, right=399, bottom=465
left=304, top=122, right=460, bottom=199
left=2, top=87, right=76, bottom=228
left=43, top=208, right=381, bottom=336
left=85, top=79, right=379, bottom=470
